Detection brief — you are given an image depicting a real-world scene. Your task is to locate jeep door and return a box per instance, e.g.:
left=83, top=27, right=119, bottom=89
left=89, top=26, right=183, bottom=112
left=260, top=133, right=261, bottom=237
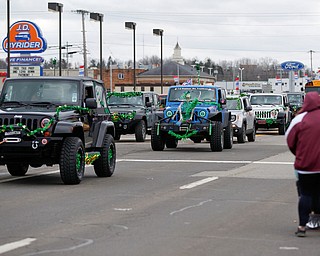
left=242, top=97, right=254, bottom=131
left=144, top=93, right=156, bottom=127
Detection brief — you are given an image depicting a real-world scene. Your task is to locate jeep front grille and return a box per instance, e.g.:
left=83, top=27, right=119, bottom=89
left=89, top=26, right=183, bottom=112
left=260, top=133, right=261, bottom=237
left=255, top=110, right=278, bottom=119
left=168, top=110, right=206, bottom=123
left=0, top=117, right=39, bottom=131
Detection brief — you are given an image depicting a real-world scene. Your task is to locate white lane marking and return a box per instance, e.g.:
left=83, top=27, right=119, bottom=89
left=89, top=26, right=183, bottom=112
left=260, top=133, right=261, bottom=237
left=170, top=199, right=212, bottom=215
left=117, top=159, right=252, bottom=164
left=0, top=238, right=36, bottom=254
left=113, top=208, right=132, bottom=211
left=279, top=247, right=299, bottom=250
left=180, top=177, right=219, bottom=190
left=118, top=159, right=293, bottom=165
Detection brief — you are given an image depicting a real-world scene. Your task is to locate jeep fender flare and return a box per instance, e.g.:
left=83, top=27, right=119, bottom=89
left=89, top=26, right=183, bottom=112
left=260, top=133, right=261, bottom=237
left=92, top=121, right=115, bottom=148
left=209, top=112, right=222, bottom=122
left=55, top=121, right=83, bottom=134
left=277, top=112, right=286, bottom=120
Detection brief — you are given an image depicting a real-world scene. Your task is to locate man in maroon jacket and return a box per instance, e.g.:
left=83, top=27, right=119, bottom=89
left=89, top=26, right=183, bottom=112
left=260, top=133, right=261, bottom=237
left=286, top=91, right=320, bottom=237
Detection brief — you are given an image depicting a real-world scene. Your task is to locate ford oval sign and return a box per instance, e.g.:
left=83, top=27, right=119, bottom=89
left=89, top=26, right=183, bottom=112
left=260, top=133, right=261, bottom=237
left=281, top=61, right=304, bottom=71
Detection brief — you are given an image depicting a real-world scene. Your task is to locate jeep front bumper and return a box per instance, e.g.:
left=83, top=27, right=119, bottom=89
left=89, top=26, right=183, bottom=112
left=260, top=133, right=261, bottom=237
left=0, top=136, right=63, bottom=165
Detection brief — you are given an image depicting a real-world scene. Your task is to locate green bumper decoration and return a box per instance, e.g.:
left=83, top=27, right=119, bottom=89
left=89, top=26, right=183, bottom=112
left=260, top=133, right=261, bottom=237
left=168, top=130, right=198, bottom=140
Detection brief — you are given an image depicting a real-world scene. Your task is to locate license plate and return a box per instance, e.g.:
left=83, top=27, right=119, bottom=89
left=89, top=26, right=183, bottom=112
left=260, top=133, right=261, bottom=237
left=179, top=126, right=188, bottom=131
left=4, top=131, right=21, bottom=136
left=257, top=120, right=266, bottom=124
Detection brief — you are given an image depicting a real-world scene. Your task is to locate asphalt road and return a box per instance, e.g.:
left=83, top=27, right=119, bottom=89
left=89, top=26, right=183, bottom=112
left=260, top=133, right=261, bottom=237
left=0, top=131, right=319, bottom=256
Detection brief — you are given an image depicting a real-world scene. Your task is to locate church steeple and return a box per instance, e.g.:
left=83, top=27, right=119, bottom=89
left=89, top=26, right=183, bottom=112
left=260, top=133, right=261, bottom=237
left=172, top=42, right=184, bottom=65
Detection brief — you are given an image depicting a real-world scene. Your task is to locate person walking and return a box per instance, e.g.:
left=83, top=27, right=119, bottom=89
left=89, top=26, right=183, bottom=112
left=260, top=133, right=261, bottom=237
left=286, top=91, right=320, bottom=237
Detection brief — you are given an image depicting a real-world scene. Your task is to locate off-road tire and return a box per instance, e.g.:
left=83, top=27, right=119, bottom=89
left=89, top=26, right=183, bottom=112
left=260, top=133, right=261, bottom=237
left=165, top=136, right=178, bottom=148
left=60, top=137, right=85, bottom=185
left=7, top=163, right=29, bottom=176
left=237, top=124, right=246, bottom=143
left=151, top=123, right=165, bottom=151
left=135, top=120, right=147, bottom=142
left=223, top=121, right=233, bottom=149
left=94, top=134, right=116, bottom=177
left=247, top=124, right=256, bottom=142
left=210, top=121, right=224, bottom=152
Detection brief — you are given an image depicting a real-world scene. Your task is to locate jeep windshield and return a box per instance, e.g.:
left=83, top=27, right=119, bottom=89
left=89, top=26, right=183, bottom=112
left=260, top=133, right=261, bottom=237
left=0, top=79, right=79, bottom=106
left=107, top=95, right=143, bottom=106
left=168, top=87, right=216, bottom=102
left=227, top=99, right=242, bottom=110
left=287, top=94, right=303, bottom=104
left=250, top=95, right=282, bottom=105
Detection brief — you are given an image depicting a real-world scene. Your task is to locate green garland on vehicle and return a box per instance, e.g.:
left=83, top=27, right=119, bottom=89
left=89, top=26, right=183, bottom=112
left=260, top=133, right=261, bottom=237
left=107, top=92, right=142, bottom=98
left=111, top=112, right=136, bottom=122
left=0, top=105, right=89, bottom=137
left=168, top=129, right=198, bottom=140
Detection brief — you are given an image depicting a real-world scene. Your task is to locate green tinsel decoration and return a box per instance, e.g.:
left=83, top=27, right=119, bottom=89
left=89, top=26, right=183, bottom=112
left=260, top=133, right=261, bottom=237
left=0, top=105, right=89, bottom=137
left=107, top=92, right=142, bottom=98
left=168, top=130, right=198, bottom=140
left=111, top=112, right=136, bottom=122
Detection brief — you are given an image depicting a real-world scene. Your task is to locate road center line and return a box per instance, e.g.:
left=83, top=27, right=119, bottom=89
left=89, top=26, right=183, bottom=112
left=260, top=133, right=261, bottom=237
left=0, top=238, right=36, bottom=254
left=180, top=177, right=219, bottom=189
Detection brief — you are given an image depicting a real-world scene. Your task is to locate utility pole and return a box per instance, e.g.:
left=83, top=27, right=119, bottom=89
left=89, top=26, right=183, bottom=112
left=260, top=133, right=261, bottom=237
left=73, top=10, right=89, bottom=76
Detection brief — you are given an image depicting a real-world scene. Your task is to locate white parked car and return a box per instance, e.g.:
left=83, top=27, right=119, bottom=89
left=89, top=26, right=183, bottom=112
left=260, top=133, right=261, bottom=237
left=227, top=95, right=256, bottom=143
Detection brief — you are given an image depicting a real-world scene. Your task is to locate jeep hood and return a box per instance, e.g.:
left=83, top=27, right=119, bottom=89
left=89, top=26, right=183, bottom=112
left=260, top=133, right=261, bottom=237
left=109, top=105, right=145, bottom=113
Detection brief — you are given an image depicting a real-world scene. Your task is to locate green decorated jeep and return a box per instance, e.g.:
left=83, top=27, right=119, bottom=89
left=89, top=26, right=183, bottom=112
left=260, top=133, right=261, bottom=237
left=151, top=85, right=233, bottom=152
left=0, top=77, right=116, bottom=185
left=107, top=91, right=159, bottom=142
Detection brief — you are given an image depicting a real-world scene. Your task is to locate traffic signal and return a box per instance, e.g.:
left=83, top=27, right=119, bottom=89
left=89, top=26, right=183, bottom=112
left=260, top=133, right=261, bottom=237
left=52, top=58, right=57, bottom=66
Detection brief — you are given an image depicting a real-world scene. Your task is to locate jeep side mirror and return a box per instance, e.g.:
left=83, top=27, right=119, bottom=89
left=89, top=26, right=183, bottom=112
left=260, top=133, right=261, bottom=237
left=245, top=106, right=252, bottom=111
left=220, top=98, right=226, bottom=105
left=85, top=98, right=97, bottom=109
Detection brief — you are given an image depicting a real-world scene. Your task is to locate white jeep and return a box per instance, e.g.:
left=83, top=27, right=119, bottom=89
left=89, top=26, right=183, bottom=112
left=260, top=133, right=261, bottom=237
left=249, top=93, right=291, bottom=135
left=227, top=95, right=256, bottom=143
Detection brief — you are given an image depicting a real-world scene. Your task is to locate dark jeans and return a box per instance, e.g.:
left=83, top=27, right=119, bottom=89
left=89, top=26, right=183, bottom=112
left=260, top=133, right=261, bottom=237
left=297, top=173, right=320, bottom=226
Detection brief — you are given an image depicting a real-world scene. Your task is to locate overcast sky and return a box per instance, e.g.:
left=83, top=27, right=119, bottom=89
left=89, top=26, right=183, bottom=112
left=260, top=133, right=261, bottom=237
left=1, top=0, right=320, bottom=72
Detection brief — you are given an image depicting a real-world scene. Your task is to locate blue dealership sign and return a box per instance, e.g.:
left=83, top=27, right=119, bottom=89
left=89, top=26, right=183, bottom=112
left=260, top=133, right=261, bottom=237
left=281, top=61, right=304, bottom=71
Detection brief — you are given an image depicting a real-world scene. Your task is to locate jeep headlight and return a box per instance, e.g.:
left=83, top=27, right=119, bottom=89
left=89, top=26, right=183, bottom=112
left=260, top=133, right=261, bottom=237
left=166, top=110, right=173, bottom=118
left=40, top=118, right=52, bottom=129
left=199, top=110, right=206, bottom=117
left=231, top=115, right=236, bottom=122
left=270, top=110, right=278, bottom=118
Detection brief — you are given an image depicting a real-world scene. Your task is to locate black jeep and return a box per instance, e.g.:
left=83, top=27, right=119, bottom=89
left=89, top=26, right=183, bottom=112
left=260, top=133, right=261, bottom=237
left=107, top=91, right=159, bottom=142
left=0, top=77, right=116, bottom=185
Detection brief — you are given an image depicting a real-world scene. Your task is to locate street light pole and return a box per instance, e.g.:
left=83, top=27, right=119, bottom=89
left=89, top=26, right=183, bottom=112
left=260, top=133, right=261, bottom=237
left=48, top=2, right=63, bottom=76
left=153, top=29, right=164, bottom=94
left=239, top=67, right=244, bottom=81
left=90, top=12, right=104, bottom=81
left=125, top=22, right=136, bottom=91
left=7, top=0, right=10, bottom=78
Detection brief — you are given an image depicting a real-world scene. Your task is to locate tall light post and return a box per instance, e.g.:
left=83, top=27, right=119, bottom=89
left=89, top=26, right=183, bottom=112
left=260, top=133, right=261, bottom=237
left=90, top=12, right=104, bottom=81
left=153, top=29, right=164, bottom=94
left=239, top=67, right=244, bottom=81
left=48, top=2, right=63, bottom=76
left=6, top=0, right=10, bottom=78
left=125, top=22, right=136, bottom=91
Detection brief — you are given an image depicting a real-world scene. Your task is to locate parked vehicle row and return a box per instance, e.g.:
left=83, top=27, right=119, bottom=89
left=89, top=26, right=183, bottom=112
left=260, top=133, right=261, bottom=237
left=0, top=77, right=300, bottom=185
